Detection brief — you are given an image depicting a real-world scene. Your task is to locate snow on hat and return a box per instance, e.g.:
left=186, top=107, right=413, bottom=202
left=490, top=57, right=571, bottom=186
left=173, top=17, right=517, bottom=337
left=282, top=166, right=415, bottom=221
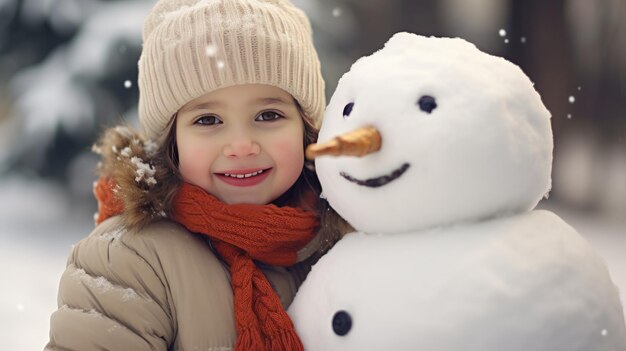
left=138, top=0, right=325, bottom=141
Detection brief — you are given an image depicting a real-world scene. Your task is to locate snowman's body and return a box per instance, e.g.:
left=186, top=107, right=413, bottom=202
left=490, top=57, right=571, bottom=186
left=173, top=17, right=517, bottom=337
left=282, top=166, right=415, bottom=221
left=290, top=210, right=626, bottom=350
left=288, top=33, right=626, bottom=350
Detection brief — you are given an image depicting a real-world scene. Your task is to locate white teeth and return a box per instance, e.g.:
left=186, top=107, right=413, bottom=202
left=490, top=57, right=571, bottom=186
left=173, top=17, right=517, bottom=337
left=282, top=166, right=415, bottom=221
left=223, top=169, right=265, bottom=178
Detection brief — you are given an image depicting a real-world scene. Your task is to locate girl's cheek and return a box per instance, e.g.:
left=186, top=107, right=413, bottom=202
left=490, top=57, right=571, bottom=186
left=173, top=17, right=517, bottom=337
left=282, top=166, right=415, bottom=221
left=273, top=138, right=305, bottom=168
left=178, top=143, right=212, bottom=177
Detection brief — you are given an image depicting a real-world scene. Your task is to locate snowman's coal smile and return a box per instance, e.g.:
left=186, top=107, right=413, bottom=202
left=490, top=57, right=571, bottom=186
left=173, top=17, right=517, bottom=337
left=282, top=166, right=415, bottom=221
left=340, top=163, right=410, bottom=188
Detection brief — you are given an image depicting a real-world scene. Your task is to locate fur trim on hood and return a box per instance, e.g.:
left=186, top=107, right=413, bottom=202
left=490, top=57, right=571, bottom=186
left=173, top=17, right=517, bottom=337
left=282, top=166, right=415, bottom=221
left=93, top=125, right=180, bottom=229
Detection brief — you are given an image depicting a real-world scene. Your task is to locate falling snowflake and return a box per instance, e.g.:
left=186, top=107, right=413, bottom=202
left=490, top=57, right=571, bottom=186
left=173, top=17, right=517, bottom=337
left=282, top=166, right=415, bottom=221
left=205, top=44, right=218, bottom=57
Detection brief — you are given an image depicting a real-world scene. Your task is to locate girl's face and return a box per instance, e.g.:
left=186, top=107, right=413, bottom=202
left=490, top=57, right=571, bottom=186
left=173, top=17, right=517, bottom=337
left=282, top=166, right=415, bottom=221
left=176, top=84, right=305, bottom=205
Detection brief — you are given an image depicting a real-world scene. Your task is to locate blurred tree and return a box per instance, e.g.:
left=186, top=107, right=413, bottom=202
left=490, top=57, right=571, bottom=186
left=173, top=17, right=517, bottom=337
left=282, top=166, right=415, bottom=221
left=345, top=0, right=445, bottom=57
left=1, top=0, right=150, bottom=196
left=576, top=0, right=626, bottom=144
left=508, top=0, right=625, bottom=143
left=507, top=0, right=626, bottom=212
left=508, top=0, right=576, bottom=149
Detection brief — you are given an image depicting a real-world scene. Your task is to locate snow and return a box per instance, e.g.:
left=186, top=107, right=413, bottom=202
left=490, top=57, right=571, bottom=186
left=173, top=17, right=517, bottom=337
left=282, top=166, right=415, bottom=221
left=2, top=243, right=68, bottom=351
left=121, top=146, right=132, bottom=157
left=44, top=0, right=146, bottom=81
left=6, top=0, right=153, bottom=175
left=205, top=44, right=218, bottom=57
left=65, top=0, right=151, bottom=79
left=130, top=156, right=157, bottom=185
left=0, top=177, right=93, bottom=351
left=72, top=269, right=139, bottom=302
left=11, top=49, right=96, bottom=138
left=539, top=203, right=626, bottom=316
left=20, top=0, right=101, bottom=34
left=98, top=227, right=126, bottom=242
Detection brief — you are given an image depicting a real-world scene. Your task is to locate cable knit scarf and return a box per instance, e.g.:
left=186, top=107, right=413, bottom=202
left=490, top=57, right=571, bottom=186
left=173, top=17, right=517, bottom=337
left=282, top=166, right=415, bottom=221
left=94, top=177, right=318, bottom=351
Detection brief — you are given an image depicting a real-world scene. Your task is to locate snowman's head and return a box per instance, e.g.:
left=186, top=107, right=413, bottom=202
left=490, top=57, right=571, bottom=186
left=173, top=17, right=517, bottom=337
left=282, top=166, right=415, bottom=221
left=313, top=33, right=553, bottom=234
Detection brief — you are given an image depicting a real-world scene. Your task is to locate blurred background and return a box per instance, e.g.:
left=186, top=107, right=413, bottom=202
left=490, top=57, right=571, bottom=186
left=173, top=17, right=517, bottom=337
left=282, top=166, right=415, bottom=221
left=1, top=0, right=624, bottom=349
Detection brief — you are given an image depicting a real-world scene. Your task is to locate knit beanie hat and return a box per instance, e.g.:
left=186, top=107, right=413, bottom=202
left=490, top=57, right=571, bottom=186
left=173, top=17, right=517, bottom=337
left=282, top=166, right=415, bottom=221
left=138, top=0, right=326, bottom=141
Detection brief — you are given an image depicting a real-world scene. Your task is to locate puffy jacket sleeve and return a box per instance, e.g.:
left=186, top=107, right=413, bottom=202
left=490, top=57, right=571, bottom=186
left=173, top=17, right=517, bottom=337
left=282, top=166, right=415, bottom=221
left=45, top=217, right=176, bottom=351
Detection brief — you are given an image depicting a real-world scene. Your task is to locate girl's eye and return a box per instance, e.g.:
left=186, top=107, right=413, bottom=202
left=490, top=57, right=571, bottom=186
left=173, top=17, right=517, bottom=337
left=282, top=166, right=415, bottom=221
left=194, top=115, right=222, bottom=126
left=256, top=111, right=283, bottom=122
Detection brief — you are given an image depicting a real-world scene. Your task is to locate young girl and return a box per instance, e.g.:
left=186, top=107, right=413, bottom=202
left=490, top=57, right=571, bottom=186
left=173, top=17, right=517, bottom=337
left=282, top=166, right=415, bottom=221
left=45, top=0, right=349, bottom=350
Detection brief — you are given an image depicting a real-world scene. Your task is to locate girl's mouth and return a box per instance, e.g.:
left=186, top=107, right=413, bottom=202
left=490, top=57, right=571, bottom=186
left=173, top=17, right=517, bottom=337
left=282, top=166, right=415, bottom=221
left=215, top=168, right=272, bottom=187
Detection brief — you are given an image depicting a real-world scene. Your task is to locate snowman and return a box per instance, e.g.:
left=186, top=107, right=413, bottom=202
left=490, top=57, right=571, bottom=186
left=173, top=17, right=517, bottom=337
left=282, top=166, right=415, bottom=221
left=288, top=33, right=626, bottom=351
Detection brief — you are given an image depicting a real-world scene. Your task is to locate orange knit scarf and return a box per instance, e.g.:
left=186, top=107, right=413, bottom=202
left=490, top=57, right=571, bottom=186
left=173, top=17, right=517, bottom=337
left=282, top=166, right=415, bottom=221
left=94, top=178, right=317, bottom=351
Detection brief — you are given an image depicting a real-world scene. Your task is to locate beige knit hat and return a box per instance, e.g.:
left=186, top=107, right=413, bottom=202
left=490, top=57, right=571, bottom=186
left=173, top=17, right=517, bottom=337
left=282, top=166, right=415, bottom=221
left=137, top=0, right=326, bottom=141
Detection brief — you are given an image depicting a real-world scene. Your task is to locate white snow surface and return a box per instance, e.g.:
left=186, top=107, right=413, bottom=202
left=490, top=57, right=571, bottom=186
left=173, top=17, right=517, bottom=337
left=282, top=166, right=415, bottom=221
left=316, top=33, right=553, bottom=234
left=0, top=176, right=93, bottom=351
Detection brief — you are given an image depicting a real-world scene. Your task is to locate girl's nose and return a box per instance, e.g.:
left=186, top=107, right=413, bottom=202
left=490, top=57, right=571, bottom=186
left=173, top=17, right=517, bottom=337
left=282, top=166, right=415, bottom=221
left=223, top=132, right=261, bottom=158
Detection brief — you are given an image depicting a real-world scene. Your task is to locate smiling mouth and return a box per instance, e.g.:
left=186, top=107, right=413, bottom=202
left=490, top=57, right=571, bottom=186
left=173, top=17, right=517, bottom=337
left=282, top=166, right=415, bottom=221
left=217, top=168, right=269, bottom=179
left=340, top=163, right=410, bottom=188
left=215, top=168, right=272, bottom=187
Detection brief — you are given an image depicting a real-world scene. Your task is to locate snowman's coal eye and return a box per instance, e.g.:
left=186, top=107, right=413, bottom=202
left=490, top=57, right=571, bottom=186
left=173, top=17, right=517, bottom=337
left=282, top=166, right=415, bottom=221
left=343, top=102, right=354, bottom=118
left=418, top=95, right=437, bottom=114
left=332, top=310, right=352, bottom=336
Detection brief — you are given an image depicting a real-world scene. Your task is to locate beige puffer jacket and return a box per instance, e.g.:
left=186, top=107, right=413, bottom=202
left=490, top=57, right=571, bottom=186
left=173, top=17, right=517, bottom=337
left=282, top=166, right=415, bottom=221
left=45, top=215, right=320, bottom=351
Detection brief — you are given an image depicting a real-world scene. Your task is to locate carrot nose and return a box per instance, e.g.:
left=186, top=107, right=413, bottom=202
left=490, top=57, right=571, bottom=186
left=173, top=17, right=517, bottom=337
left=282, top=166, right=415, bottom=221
left=306, top=126, right=382, bottom=160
